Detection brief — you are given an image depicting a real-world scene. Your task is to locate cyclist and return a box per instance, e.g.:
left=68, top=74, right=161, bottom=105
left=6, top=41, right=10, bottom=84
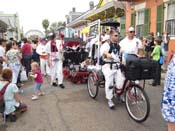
left=100, top=29, right=125, bottom=109
left=119, top=26, right=143, bottom=63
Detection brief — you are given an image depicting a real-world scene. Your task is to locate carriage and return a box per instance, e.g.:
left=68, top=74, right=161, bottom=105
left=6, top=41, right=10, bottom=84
left=63, top=37, right=89, bottom=83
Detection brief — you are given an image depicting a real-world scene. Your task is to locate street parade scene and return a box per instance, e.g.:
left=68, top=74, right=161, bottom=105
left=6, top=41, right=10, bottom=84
left=0, top=0, right=175, bottom=131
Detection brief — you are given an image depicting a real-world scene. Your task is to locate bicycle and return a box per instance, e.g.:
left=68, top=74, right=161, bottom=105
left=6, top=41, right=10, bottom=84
left=87, top=61, right=150, bottom=123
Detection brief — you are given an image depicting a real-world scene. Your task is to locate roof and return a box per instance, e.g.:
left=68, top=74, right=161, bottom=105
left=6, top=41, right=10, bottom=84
left=85, top=1, right=126, bottom=19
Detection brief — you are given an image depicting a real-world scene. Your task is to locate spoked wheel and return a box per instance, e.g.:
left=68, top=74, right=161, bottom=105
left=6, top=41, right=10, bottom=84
left=125, top=84, right=150, bottom=123
left=87, top=72, right=99, bottom=99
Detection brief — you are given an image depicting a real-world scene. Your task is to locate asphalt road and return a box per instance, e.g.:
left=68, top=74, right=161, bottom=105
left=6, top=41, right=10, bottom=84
left=0, top=76, right=167, bottom=131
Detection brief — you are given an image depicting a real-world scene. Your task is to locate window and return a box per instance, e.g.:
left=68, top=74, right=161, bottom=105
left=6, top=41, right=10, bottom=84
left=166, top=2, right=175, bottom=36
left=136, top=10, right=144, bottom=38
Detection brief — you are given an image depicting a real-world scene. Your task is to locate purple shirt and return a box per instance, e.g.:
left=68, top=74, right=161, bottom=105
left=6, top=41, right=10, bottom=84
left=34, top=70, right=43, bottom=84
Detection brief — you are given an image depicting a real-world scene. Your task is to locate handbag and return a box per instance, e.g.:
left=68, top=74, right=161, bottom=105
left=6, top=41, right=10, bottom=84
left=159, top=49, right=164, bottom=65
left=159, top=56, right=164, bottom=65
left=20, top=67, right=28, bottom=81
left=0, top=82, right=9, bottom=113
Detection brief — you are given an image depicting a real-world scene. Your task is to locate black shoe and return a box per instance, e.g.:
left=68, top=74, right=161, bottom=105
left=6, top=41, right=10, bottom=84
left=59, top=84, right=65, bottom=89
left=6, top=114, right=16, bottom=122
left=52, top=83, right=58, bottom=87
left=152, top=83, right=157, bottom=86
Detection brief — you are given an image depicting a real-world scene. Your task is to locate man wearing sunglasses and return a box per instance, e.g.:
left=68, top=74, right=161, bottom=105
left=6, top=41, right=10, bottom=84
left=100, top=30, right=125, bottom=109
left=119, top=27, right=143, bottom=64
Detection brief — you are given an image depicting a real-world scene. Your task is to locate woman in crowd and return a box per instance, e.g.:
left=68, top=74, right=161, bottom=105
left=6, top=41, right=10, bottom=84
left=6, top=41, right=22, bottom=85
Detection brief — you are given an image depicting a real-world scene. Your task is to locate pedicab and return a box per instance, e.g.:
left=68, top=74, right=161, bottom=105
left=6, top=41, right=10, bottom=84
left=86, top=19, right=151, bottom=123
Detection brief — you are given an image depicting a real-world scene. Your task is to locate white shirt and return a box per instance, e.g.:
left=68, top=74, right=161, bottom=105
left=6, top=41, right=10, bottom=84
left=0, top=82, right=19, bottom=115
left=36, top=43, right=47, bottom=56
left=119, top=37, right=143, bottom=64
left=119, top=37, right=143, bottom=55
left=45, top=40, right=63, bottom=61
left=100, top=41, right=119, bottom=62
left=100, top=41, right=110, bottom=56
left=0, top=46, right=5, bottom=58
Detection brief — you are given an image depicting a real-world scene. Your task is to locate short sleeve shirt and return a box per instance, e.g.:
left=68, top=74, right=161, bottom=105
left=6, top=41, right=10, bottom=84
left=152, top=45, right=161, bottom=61
left=6, top=49, right=21, bottom=65
left=119, top=37, right=143, bottom=54
left=35, top=70, right=43, bottom=84
left=0, top=82, right=19, bottom=114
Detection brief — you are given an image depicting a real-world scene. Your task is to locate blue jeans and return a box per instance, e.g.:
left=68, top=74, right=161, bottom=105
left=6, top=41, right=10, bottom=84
left=34, top=83, right=42, bottom=92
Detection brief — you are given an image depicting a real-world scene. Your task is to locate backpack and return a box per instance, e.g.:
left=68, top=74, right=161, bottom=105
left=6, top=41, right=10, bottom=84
left=99, top=42, right=120, bottom=65
left=0, top=82, right=9, bottom=113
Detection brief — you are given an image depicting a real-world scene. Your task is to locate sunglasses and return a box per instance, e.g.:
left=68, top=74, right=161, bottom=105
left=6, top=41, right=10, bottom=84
left=129, top=31, right=135, bottom=33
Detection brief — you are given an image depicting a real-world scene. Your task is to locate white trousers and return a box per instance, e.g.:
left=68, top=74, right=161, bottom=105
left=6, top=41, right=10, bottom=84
left=50, top=60, right=63, bottom=85
left=102, top=64, right=125, bottom=100
left=40, top=58, right=50, bottom=75
left=8, top=65, right=21, bottom=84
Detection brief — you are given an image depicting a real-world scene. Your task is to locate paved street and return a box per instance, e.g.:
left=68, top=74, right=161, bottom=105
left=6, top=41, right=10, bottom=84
left=0, top=75, right=167, bottom=131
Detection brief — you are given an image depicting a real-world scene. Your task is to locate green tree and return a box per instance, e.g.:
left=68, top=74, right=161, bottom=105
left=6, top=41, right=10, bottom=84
left=49, top=21, right=66, bottom=33
left=42, top=19, right=50, bottom=36
left=49, top=22, right=58, bottom=32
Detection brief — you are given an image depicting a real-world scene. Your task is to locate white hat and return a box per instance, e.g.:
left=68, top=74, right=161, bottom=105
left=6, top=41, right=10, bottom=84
left=128, top=27, right=135, bottom=32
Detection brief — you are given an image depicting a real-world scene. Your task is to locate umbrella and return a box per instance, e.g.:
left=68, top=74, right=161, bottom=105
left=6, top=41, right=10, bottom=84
left=100, top=21, right=120, bottom=27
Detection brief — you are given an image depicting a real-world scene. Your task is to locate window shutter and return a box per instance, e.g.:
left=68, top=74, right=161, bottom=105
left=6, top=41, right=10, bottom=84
left=144, top=8, right=150, bottom=36
left=131, top=12, right=136, bottom=27
left=156, top=4, right=163, bottom=35
left=120, top=22, right=126, bottom=38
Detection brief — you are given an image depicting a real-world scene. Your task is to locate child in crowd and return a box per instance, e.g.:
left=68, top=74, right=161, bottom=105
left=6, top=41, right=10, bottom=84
left=30, top=62, right=45, bottom=100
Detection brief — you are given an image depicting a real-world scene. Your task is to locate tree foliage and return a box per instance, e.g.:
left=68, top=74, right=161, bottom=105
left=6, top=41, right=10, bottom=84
left=42, top=19, right=50, bottom=36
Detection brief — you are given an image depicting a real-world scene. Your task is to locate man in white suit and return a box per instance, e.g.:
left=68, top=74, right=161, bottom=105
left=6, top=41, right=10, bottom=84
left=46, top=33, right=65, bottom=88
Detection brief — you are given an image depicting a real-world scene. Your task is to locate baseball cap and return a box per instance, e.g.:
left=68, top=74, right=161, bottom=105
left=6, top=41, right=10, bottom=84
left=128, top=27, right=135, bottom=32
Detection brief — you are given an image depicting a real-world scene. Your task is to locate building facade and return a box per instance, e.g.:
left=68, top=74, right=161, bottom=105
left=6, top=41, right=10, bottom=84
left=125, top=0, right=175, bottom=59
left=0, top=12, right=21, bottom=40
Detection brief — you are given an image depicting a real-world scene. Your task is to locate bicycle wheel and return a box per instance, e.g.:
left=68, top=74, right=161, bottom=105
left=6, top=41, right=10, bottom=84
left=125, top=84, right=150, bottom=123
left=87, top=72, right=99, bottom=99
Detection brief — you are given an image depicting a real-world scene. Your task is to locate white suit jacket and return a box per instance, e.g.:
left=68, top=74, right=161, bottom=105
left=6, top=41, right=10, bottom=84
left=45, top=40, right=63, bottom=61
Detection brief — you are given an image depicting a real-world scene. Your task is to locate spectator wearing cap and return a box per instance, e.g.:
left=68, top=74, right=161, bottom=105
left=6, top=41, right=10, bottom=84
left=119, top=26, right=143, bottom=64
left=150, top=36, right=162, bottom=86
left=36, top=38, right=50, bottom=76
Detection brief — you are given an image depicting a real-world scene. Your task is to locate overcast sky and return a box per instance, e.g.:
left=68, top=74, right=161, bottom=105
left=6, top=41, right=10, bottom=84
left=0, top=0, right=99, bottom=33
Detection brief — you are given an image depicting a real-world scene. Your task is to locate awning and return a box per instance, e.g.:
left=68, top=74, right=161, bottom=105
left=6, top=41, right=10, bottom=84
left=85, top=1, right=126, bottom=19
left=81, top=26, right=90, bottom=34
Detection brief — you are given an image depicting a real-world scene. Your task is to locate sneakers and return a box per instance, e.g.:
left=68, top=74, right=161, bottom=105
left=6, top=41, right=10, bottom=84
left=108, top=99, right=115, bottom=109
left=31, top=95, right=39, bottom=100
left=119, top=95, right=125, bottom=103
left=38, top=92, right=45, bottom=96
left=59, top=84, right=65, bottom=89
